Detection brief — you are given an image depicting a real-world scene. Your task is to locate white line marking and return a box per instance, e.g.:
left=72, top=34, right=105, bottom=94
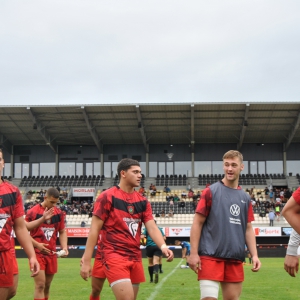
left=146, top=259, right=183, bottom=300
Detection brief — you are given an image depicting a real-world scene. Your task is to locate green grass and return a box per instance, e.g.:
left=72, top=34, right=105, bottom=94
left=14, top=257, right=299, bottom=300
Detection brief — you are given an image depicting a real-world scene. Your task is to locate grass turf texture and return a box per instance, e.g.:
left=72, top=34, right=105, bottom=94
left=15, top=258, right=298, bottom=300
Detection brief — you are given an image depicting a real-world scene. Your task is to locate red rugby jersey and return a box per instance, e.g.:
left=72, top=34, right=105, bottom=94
left=0, top=180, right=24, bottom=252
left=93, top=186, right=153, bottom=262
left=25, top=204, right=65, bottom=255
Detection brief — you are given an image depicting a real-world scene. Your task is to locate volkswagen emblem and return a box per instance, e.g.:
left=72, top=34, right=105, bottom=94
left=230, top=204, right=240, bottom=216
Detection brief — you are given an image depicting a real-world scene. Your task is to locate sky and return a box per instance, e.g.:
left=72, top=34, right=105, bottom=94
left=0, top=0, right=299, bottom=107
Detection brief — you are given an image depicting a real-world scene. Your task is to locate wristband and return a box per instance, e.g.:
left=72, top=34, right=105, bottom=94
left=286, top=244, right=298, bottom=256
left=161, top=244, right=168, bottom=250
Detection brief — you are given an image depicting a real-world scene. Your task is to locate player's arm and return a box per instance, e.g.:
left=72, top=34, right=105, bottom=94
left=282, top=196, right=300, bottom=234
left=245, top=222, right=261, bottom=272
left=284, top=229, right=300, bottom=277
left=189, top=212, right=206, bottom=273
left=145, top=220, right=173, bottom=261
left=25, top=207, right=54, bottom=231
left=80, top=215, right=103, bottom=281
left=13, top=216, right=40, bottom=277
left=182, top=246, right=187, bottom=258
left=58, top=228, right=68, bottom=257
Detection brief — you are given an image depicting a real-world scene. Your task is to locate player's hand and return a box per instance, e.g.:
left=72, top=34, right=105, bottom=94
left=284, top=255, right=299, bottom=277
left=36, top=243, right=51, bottom=254
left=43, top=207, right=54, bottom=221
left=80, top=261, right=92, bottom=281
left=29, top=257, right=40, bottom=277
left=251, top=255, right=261, bottom=272
left=189, top=253, right=200, bottom=273
left=161, top=247, right=174, bottom=261
left=61, top=248, right=69, bottom=258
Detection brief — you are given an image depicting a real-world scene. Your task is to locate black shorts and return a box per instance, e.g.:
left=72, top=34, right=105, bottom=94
left=146, top=246, right=162, bottom=258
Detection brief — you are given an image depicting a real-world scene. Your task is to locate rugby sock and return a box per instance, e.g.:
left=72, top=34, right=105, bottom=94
left=159, top=264, right=162, bottom=272
left=153, top=264, right=159, bottom=274
left=148, top=266, right=153, bottom=281
left=90, top=296, right=100, bottom=300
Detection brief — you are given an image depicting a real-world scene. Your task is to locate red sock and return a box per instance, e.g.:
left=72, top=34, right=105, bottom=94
left=90, top=295, right=100, bottom=300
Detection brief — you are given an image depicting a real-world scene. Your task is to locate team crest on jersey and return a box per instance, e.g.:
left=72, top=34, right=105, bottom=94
left=41, top=227, right=55, bottom=241
left=127, top=205, right=134, bottom=214
left=46, top=219, right=51, bottom=225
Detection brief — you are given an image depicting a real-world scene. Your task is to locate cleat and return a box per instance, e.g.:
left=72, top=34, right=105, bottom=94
left=150, top=280, right=153, bottom=283
left=159, top=270, right=163, bottom=273
left=154, top=273, right=159, bottom=284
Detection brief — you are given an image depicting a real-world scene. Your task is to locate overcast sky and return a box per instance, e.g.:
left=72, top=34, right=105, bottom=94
left=0, top=1, right=299, bottom=106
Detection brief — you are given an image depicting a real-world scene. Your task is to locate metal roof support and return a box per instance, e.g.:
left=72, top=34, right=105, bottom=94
left=28, top=109, right=57, bottom=153
left=284, top=110, right=300, bottom=151
left=237, top=104, right=250, bottom=150
left=136, top=105, right=149, bottom=152
left=82, top=108, right=103, bottom=153
left=0, top=134, right=13, bottom=154
left=191, top=104, right=195, bottom=152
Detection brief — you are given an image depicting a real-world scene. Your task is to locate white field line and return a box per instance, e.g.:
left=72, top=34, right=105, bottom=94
left=145, top=259, right=183, bottom=300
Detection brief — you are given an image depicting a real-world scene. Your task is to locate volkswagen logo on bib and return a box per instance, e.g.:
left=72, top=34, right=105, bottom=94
left=230, top=204, right=240, bottom=216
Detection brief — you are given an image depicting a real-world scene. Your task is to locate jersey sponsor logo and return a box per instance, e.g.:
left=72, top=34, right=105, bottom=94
left=124, top=219, right=139, bottom=237
left=127, top=205, right=134, bottom=214
left=230, top=204, right=240, bottom=216
left=41, top=227, right=55, bottom=241
left=0, top=214, right=10, bottom=233
left=0, top=218, right=7, bottom=233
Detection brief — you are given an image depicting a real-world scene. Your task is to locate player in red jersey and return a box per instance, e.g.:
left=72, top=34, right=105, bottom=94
left=8, top=207, right=54, bottom=300
left=26, top=187, right=68, bottom=300
left=81, top=233, right=107, bottom=300
left=80, top=158, right=174, bottom=300
left=0, top=149, right=40, bottom=300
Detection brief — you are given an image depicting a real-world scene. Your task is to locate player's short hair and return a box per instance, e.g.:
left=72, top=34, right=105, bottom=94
left=46, top=187, right=60, bottom=199
left=117, top=158, right=140, bottom=178
left=175, top=240, right=181, bottom=245
left=223, top=150, right=243, bottom=163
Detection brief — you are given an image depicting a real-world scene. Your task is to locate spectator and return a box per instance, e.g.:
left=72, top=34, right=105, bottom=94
left=181, top=191, right=187, bottom=199
left=269, top=189, right=274, bottom=203
left=163, top=186, right=171, bottom=193
left=169, top=199, right=174, bottom=210
left=174, top=194, right=180, bottom=202
left=138, top=186, right=146, bottom=196
left=168, top=210, right=174, bottom=218
left=160, top=209, right=165, bottom=217
left=188, top=189, right=194, bottom=200
left=268, top=210, right=275, bottom=226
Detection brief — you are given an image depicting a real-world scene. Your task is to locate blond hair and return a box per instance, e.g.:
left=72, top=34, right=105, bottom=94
left=223, top=150, right=243, bottom=163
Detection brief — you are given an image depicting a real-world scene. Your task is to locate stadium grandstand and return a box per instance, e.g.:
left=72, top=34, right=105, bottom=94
left=1, top=102, right=300, bottom=231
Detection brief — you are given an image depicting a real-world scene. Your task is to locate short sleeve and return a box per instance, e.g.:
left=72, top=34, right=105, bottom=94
left=93, top=192, right=111, bottom=222
left=195, top=187, right=212, bottom=217
left=292, top=188, right=300, bottom=205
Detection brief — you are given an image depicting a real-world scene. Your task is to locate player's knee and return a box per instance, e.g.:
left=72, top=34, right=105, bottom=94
left=199, top=280, right=219, bottom=300
left=35, top=281, right=46, bottom=292
left=7, top=288, right=17, bottom=299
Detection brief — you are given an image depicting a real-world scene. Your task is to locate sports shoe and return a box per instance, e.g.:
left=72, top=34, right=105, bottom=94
left=154, top=273, right=159, bottom=284
left=159, top=270, right=163, bottom=273
left=150, top=280, right=153, bottom=283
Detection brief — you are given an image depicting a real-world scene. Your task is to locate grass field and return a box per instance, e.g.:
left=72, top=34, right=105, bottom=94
left=14, top=257, right=299, bottom=300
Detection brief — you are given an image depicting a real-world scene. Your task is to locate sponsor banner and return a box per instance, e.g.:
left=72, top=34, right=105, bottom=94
left=67, top=228, right=90, bottom=237
left=253, top=227, right=281, bottom=236
left=72, top=188, right=95, bottom=197
left=282, top=227, right=293, bottom=236
left=165, top=227, right=191, bottom=237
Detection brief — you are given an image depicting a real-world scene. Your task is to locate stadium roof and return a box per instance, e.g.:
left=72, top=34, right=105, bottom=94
left=1, top=103, right=300, bottom=153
